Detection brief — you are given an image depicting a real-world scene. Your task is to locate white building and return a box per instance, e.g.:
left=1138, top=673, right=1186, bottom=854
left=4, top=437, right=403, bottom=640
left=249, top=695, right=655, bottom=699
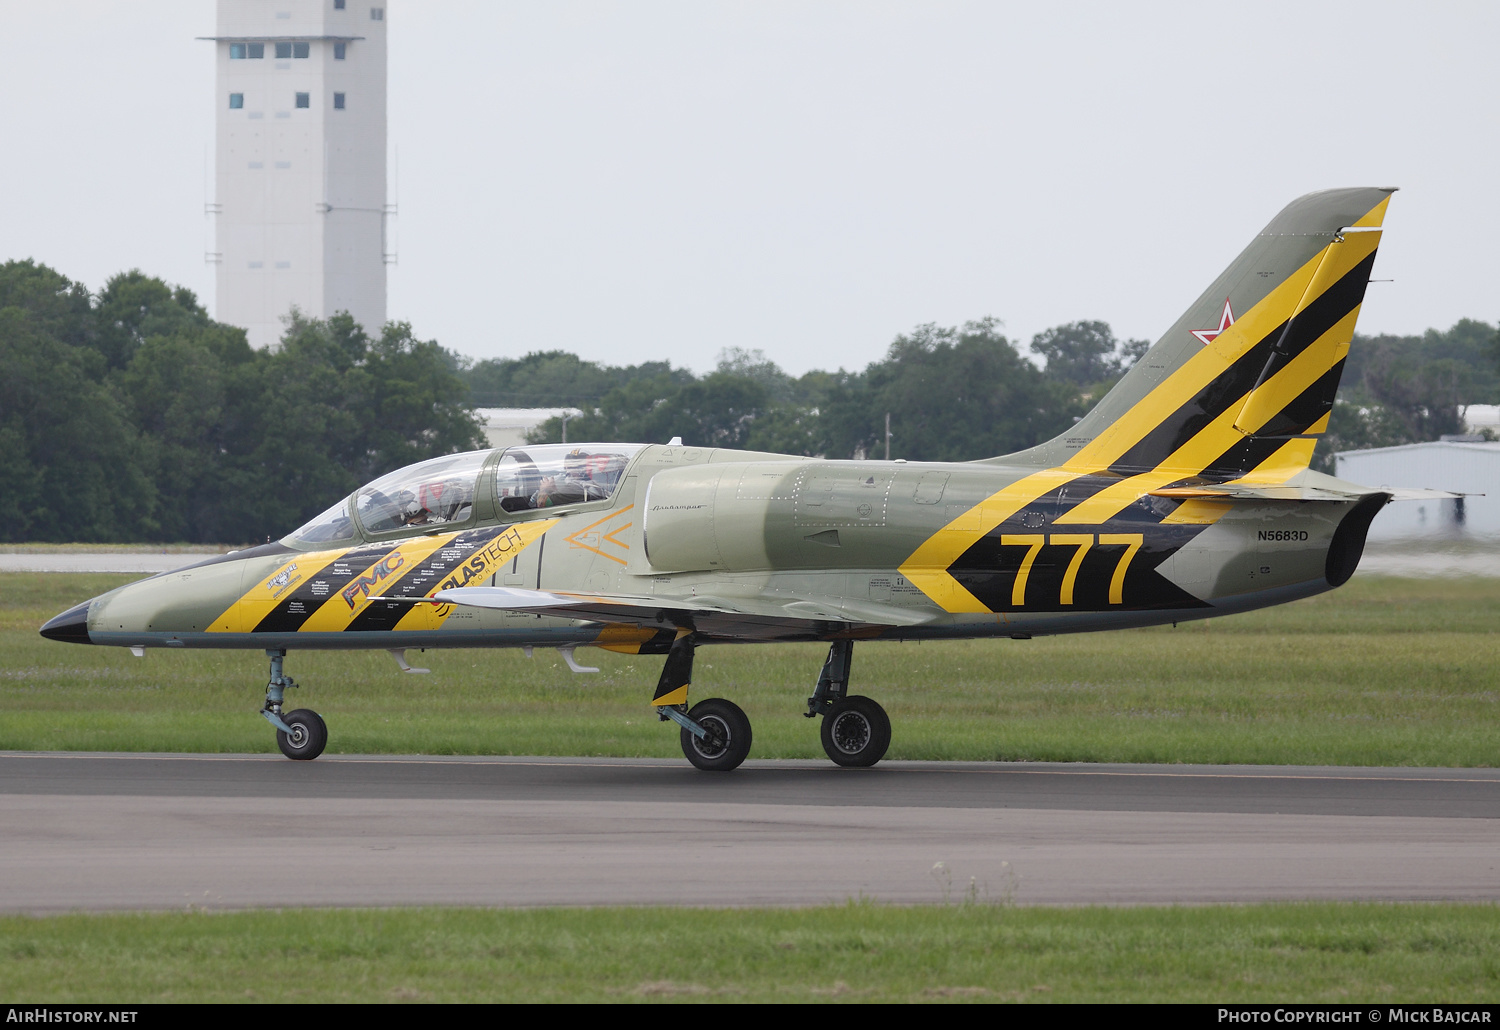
left=475, top=409, right=585, bottom=450
left=206, top=0, right=388, bottom=348
left=1336, top=440, right=1500, bottom=541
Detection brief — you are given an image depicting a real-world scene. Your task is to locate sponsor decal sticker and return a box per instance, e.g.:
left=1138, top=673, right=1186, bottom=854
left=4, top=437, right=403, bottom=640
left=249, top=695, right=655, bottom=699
left=340, top=552, right=407, bottom=608
left=438, top=526, right=529, bottom=590
left=266, top=563, right=301, bottom=598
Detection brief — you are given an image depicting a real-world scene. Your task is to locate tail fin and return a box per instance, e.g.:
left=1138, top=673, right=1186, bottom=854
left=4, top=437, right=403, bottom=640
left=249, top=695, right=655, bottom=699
left=1015, top=187, right=1394, bottom=488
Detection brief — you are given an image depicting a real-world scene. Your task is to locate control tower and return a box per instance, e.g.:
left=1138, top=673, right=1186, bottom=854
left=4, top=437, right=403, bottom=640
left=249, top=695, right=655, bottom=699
left=206, top=0, right=388, bottom=348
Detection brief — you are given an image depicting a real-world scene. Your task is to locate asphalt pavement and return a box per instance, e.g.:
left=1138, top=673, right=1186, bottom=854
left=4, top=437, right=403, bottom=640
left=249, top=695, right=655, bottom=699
left=3, top=753, right=1497, bottom=912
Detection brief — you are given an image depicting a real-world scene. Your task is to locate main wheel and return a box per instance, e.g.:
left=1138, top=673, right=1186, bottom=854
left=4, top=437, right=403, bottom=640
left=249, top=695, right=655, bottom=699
left=276, top=708, right=328, bottom=761
left=820, top=695, right=890, bottom=768
left=679, top=698, right=752, bottom=772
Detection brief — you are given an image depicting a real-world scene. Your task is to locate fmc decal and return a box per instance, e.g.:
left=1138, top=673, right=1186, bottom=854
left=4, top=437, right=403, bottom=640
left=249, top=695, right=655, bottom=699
left=341, top=552, right=406, bottom=608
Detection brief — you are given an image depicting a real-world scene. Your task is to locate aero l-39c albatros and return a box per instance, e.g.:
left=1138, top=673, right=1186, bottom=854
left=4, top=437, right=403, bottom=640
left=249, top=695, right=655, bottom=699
left=42, top=187, right=1448, bottom=771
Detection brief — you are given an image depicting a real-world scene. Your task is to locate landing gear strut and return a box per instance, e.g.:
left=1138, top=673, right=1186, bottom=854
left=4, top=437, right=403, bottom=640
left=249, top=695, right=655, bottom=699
left=651, top=631, right=752, bottom=771
left=806, top=640, right=890, bottom=768
left=261, top=649, right=327, bottom=761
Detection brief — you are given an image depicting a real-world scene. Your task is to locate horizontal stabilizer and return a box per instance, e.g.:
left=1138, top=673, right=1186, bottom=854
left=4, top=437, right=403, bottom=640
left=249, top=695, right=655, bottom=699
left=1149, top=466, right=1464, bottom=504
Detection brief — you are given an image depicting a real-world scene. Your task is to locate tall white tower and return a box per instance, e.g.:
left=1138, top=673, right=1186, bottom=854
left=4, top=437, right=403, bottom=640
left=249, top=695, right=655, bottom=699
left=207, top=0, right=388, bottom=348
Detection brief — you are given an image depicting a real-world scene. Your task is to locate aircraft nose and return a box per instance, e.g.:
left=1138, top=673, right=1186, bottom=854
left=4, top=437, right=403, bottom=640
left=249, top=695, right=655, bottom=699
left=40, top=600, right=93, bottom=644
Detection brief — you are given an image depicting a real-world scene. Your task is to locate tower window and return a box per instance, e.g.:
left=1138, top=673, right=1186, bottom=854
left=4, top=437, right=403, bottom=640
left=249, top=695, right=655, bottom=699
left=275, top=42, right=291, bottom=59
left=230, top=43, right=245, bottom=59
left=249, top=43, right=264, bottom=58
left=371, top=8, right=384, bottom=20
left=334, top=0, right=346, bottom=8
left=229, top=93, right=244, bottom=109
left=333, top=92, right=346, bottom=110
left=295, top=92, right=310, bottom=109
left=293, top=42, right=310, bottom=58
left=230, top=43, right=265, bottom=59
left=334, top=43, right=346, bottom=59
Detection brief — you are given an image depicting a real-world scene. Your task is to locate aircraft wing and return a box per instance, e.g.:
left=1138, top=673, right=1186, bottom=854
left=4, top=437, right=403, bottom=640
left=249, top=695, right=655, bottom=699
left=424, top=585, right=937, bottom=636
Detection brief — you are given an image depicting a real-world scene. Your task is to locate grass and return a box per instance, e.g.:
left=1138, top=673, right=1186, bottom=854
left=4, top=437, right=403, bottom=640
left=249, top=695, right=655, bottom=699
left=4, top=572, right=1499, bottom=765
left=1, top=902, right=1496, bottom=1003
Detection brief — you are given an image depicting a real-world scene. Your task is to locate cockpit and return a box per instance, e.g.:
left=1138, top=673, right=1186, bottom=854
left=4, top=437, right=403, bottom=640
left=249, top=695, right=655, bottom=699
left=281, top=443, right=646, bottom=548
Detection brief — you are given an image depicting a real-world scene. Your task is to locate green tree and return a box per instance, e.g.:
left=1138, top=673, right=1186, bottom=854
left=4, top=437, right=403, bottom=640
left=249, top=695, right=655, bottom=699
left=0, top=262, right=154, bottom=541
left=821, top=318, right=1082, bottom=461
left=238, top=313, right=485, bottom=538
left=464, top=350, right=688, bottom=407
left=1031, top=320, right=1151, bottom=388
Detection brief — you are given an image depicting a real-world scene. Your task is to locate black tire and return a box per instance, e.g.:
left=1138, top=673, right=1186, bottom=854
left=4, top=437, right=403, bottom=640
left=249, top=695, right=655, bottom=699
left=679, top=698, right=752, bottom=772
left=820, top=695, right=890, bottom=768
left=276, top=708, right=328, bottom=761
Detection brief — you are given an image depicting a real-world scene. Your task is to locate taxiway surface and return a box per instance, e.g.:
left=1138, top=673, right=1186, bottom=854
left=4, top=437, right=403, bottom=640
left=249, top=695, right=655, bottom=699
left=3, top=753, right=1498, bottom=912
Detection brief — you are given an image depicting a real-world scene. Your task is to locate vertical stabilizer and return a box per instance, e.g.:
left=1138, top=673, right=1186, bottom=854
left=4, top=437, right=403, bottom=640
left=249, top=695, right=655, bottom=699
left=1009, top=188, right=1394, bottom=488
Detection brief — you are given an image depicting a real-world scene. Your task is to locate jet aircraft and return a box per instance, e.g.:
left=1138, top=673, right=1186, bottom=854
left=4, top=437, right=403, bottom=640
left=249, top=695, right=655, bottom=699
left=42, top=187, right=1441, bottom=771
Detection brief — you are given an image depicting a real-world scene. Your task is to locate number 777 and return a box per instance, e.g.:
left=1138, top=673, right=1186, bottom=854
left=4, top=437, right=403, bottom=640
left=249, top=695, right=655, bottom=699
left=998, top=533, right=1144, bottom=607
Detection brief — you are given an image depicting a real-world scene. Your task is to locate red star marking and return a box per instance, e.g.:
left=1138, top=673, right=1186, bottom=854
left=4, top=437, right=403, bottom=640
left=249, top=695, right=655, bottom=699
left=1191, top=298, right=1236, bottom=346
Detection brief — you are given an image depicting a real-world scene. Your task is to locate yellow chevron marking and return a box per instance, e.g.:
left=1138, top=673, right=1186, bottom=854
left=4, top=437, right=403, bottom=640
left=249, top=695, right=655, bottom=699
left=1227, top=411, right=1332, bottom=487
left=564, top=506, right=634, bottom=566
left=292, top=533, right=456, bottom=633
left=392, top=520, right=558, bottom=633
left=1160, top=498, right=1233, bottom=525
left=1051, top=534, right=1093, bottom=605
left=652, top=684, right=689, bottom=707
left=1000, top=534, right=1045, bottom=606
left=1232, top=231, right=1379, bottom=434
left=1076, top=249, right=1329, bottom=471
left=900, top=469, right=1073, bottom=613
left=1099, top=533, right=1144, bottom=604
left=1056, top=307, right=1365, bottom=526
left=899, top=240, right=1339, bottom=613
left=594, top=623, right=662, bottom=654
left=1230, top=303, right=1364, bottom=440
left=1351, top=194, right=1392, bottom=229
left=210, top=550, right=346, bottom=633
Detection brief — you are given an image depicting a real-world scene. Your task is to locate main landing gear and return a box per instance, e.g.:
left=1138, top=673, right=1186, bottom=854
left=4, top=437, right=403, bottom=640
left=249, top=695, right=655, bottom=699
left=261, top=649, right=327, bottom=761
left=804, top=640, right=890, bottom=768
left=649, top=634, right=889, bottom=772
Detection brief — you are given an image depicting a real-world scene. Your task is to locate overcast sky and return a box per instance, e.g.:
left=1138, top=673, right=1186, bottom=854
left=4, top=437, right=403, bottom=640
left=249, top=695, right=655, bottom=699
left=2, top=1, right=1496, bottom=375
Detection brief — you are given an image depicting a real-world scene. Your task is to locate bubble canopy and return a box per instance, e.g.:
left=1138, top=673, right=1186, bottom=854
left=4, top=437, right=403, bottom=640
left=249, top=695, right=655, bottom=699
left=355, top=449, right=491, bottom=534
left=282, top=443, right=645, bottom=546
left=494, top=444, right=643, bottom=512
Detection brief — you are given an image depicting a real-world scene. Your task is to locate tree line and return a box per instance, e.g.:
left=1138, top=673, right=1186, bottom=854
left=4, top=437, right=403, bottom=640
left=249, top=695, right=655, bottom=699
left=2, top=256, right=1495, bottom=543
left=476, top=318, right=1149, bottom=461
left=0, top=260, right=481, bottom=544
left=469, top=318, right=1500, bottom=474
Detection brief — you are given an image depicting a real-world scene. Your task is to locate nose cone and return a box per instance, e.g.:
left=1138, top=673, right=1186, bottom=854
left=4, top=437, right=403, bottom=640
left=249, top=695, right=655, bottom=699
left=40, top=600, right=93, bottom=644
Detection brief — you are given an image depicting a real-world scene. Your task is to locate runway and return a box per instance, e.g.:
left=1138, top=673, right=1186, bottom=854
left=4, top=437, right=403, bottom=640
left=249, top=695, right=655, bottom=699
left=3, top=752, right=1498, bottom=912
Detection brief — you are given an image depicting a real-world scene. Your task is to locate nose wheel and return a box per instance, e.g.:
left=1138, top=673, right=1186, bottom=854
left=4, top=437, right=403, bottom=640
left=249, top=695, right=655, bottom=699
left=261, top=649, right=328, bottom=761
left=276, top=708, right=328, bottom=760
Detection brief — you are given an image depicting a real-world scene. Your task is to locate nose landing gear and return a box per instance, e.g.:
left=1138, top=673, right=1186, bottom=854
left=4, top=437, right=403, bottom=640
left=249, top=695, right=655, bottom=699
left=261, top=649, right=327, bottom=761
